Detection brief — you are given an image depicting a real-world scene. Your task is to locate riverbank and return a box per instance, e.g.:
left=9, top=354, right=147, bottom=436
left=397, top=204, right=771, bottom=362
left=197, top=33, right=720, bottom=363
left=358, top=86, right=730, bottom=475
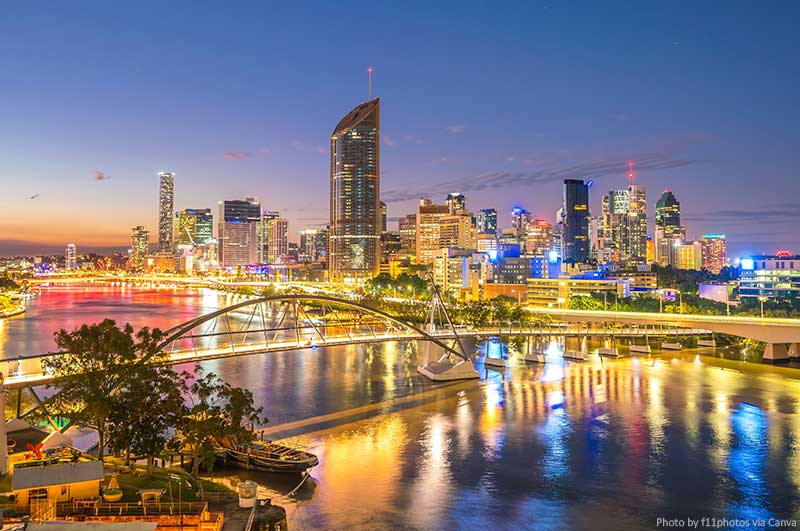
left=0, top=305, right=24, bottom=319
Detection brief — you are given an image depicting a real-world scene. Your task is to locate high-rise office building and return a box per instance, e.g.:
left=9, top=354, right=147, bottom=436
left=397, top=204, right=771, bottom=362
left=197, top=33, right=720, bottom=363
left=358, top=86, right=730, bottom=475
left=175, top=208, right=213, bottom=247
left=415, top=198, right=449, bottom=264
left=524, top=219, right=554, bottom=256
left=329, top=98, right=381, bottom=280
left=445, top=193, right=466, bottom=215
left=158, top=172, right=175, bottom=253
left=259, top=211, right=280, bottom=263
left=511, top=207, right=535, bottom=238
left=676, top=240, right=703, bottom=271
left=380, top=201, right=388, bottom=233
left=626, top=184, right=648, bottom=265
left=439, top=211, right=475, bottom=250
left=300, top=227, right=329, bottom=263
left=218, top=198, right=261, bottom=267
left=654, top=190, right=686, bottom=267
left=64, top=243, right=77, bottom=270
left=267, top=218, right=289, bottom=263
left=562, top=179, right=591, bottom=264
left=700, top=234, right=727, bottom=274
left=130, top=226, right=150, bottom=271
left=398, top=214, right=417, bottom=259
left=477, top=208, right=497, bottom=235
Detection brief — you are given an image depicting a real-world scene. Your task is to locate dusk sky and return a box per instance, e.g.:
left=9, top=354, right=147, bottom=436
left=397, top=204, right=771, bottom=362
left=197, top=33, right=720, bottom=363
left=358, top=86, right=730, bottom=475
left=1, top=1, right=797, bottom=257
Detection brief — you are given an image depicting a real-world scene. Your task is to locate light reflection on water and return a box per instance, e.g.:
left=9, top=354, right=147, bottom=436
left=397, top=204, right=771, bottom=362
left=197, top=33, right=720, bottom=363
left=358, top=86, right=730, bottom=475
left=5, top=285, right=800, bottom=529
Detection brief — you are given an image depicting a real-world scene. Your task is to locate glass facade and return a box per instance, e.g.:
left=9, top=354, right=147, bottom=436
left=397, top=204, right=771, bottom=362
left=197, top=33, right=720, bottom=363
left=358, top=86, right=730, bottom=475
left=740, top=255, right=800, bottom=299
left=158, top=172, right=174, bottom=253
left=329, top=98, right=381, bottom=279
left=562, top=179, right=591, bottom=263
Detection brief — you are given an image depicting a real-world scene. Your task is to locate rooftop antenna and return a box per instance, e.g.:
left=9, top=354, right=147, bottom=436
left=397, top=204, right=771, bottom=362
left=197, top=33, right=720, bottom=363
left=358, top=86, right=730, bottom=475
left=627, top=159, right=635, bottom=182
left=368, top=66, right=373, bottom=99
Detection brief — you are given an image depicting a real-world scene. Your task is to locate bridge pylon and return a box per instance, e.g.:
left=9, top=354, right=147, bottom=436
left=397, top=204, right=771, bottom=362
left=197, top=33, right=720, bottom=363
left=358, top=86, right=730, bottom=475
left=417, top=278, right=479, bottom=381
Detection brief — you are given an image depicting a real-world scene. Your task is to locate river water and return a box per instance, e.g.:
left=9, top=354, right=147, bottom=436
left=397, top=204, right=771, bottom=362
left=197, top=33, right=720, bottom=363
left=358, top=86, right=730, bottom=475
left=3, top=284, right=800, bottom=530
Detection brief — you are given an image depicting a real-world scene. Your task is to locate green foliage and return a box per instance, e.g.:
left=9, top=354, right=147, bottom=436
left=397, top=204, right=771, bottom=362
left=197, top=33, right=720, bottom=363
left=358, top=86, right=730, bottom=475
left=43, top=320, right=164, bottom=460
left=178, top=370, right=264, bottom=476
left=0, top=275, right=19, bottom=292
left=652, top=264, right=739, bottom=293
left=365, top=273, right=429, bottom=299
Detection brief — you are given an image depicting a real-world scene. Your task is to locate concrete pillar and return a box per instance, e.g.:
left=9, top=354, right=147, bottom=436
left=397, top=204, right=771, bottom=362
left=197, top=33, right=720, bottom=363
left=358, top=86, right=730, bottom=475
left=790, top=344, right=800, bottom=359
left=0, top=373, right=8, bottom=476
left=764, top=343, right=790, bottom=362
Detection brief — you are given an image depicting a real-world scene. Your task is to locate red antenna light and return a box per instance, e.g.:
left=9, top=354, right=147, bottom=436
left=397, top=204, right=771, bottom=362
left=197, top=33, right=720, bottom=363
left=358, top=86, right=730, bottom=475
left=367, top=66, right=374, bottom=99
left=627, top=159, right=635, bottom=181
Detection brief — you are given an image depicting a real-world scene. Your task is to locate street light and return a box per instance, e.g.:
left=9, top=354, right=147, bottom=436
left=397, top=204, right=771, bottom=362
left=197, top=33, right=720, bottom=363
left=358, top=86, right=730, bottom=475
left=759, top=296, right=767, bottom=319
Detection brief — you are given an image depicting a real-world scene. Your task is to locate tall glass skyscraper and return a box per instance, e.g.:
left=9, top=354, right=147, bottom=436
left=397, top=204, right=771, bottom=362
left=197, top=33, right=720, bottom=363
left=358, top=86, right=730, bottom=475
left=218, top=198, right=261, bottom=267
left=477, top=208, right=497, bottom=235
left=562, top=179, right=591, bottom=264
left=158, top=172, right=175, bottom=253
left=654, top=190, right=685, bottom=266
left=130, top=225, right=150, bottom=271
left=329, top=98, right=381, bottom=279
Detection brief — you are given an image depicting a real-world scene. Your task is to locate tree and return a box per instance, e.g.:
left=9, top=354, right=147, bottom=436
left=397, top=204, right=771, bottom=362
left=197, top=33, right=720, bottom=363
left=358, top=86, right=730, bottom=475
left=107, top=363, right=187, bottom=476
left=178, top=370, right=264, bottom=477
left=43, top=319, right=165, bottom=461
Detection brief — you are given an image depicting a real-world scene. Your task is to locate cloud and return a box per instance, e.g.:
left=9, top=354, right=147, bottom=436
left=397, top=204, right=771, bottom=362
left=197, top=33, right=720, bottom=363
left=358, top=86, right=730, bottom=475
left=382, top=152, right=701, bottom=203
left=683, top=203, right=799, bottom=225
left=28, top=194, right=40, bottom=200
left=382, top=135, right=397, bottom=147
left=446, top=125, right=465, bottom=134
left=291, top=141, right=327, bottom=155
left=223, top=147, right=270, bottom=160
left=94, top=171, right=111, bottom=181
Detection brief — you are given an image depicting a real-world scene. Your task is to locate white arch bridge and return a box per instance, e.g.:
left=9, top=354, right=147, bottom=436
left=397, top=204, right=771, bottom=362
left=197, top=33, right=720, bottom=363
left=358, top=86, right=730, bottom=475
left=2, top=294, right=714, bottom=390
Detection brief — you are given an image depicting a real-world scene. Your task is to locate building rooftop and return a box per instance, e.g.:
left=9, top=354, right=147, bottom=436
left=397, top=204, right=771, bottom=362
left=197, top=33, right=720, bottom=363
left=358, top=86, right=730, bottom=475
left=331, top=98, right=380, bottom=137
left=12, top=459, right=104, bottom=491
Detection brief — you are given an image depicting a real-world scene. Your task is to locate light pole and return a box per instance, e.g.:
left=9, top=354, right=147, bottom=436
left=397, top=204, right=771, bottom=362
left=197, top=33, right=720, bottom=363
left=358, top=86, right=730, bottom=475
left=679, top=292, right=683, bottom=314
left=759, top=296, right=766, bottom=319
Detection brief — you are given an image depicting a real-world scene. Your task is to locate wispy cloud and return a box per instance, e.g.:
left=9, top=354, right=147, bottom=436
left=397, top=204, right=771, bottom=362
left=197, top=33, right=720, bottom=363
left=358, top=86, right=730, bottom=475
left=383, top=135, right=397, bottom=147
left=684, top=203, right=798, bottom=224
left=446, top=125, right=465, bottom=134
left=383, top=152, right=701, bottom=203
left=94, top=170, right=111, bottom=181
left=223, top=147, right=270, bottom=160
left=291, top=140, right=326, bottom=155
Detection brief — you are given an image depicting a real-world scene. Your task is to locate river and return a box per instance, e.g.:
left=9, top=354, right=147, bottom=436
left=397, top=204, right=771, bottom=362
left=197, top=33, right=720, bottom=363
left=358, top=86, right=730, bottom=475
left=3, top=284, right=800, bottom=530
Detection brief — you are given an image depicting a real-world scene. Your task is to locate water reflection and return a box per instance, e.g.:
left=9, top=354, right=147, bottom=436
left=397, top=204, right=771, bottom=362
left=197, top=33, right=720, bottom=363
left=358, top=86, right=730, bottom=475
left=7, top=285, right=800, bottom=529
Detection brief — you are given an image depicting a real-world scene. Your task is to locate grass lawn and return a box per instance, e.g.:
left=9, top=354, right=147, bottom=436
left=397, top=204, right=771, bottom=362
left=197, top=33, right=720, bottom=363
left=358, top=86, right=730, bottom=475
left=108, top=464, right=232, bottom=503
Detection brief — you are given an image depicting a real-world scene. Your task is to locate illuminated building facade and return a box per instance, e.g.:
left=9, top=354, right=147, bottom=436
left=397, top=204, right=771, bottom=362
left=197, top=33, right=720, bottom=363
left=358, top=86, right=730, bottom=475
left=654, top=190, right=685, bottom=267
left=524, top=218, right=554, bottom=256
left=175, top=208, right=213, bottom=247
left=218, top=198, right=260, bottom=267
left=477, top=208, right=497, bottom=235
left=158, top=172, right=175, bottom=253
left=64, top=243, right=77, bottom=270
left=445, top=192, right=466, bottom=214
left=267, top=218, right=289, bottom=264
left=562, top=179, right=591, bottom=264
left=130, top=225, right=150, bottom=271
left=700, top=234, right=727, bottom=274
left=300, top=227, right=328, bottom=263
left=259, top=211, right=280, bottom=263
left=329, top=98, right=381, bottom=280
left=439, top=211, right=475, bottom=250
left=676, top=240, right=703, bottom=270
left=415, top=198, right=449, bottom=264
left=740, top=254, right=800, bottom=299
left=398, top=214, right=417, bottom=259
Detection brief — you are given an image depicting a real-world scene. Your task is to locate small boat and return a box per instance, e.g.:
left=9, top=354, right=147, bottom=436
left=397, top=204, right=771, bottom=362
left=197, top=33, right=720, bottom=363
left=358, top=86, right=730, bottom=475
left=217, top=439, right=319, bottom=473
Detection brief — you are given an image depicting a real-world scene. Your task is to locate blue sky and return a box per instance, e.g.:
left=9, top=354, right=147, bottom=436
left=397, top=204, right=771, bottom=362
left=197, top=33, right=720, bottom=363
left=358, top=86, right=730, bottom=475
left=1, top=1, right=798, bottom=256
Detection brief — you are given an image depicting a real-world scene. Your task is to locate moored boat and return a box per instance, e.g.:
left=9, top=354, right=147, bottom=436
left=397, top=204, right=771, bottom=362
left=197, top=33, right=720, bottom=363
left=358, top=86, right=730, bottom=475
left=217, top=439, right=319, bottom=473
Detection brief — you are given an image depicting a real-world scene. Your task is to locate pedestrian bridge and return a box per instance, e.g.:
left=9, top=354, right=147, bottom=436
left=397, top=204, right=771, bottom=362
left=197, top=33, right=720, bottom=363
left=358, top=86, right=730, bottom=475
left=526, top=307, right=800, bottom=361
left=1, top=294, right=711, bottom=389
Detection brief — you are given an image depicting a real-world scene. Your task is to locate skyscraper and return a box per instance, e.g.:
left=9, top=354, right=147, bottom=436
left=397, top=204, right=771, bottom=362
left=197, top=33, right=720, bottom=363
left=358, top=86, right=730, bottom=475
left=158, top=172, right=175, bottom=253
left=259, top=211, right=280, bottom=263
left=700, top=234, right=727, bottom=274
left=130, top=226, right=150, bottom=271
left=476, top=208, right=497, bottom=235
left=511, top=207, right=535, bottom=238
left=175, top=208, right=213, bottom=247
left=626, top=184, right=648, bottom=265
left=329, top=98, right=381, bottom=280
left=218, top=198, right=261, bottom=267
left=380, top=201, right=388, bottom=233
left=64, top=243, right=77, bottom=270
left=654, top=190, right=686, bottom=267
left=300, top=227, right=329, bottom=263
left=445, top=192, right=466, bottom=214
left=562, top=179, right=591, bottom=264
left=267, top=218, right=289, bottom=263
left=415, top=198, right=449, bottom=264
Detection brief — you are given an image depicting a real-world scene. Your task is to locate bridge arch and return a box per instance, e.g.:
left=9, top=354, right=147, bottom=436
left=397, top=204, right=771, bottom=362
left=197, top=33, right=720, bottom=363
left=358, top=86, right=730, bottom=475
left=154, top=294, right=469, bottom=362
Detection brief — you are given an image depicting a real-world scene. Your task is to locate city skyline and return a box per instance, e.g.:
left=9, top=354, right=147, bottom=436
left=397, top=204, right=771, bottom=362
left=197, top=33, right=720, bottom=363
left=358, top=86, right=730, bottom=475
left=1, top=2, right=798, bottom=257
